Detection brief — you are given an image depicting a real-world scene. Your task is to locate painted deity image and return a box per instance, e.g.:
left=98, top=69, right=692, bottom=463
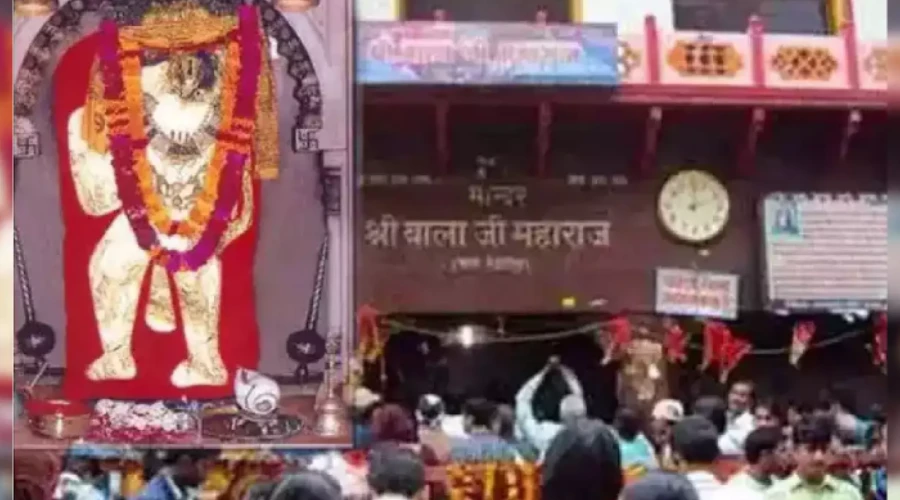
left=57, top=3, right=275, bottom=400
left=13, top=0, right=351, bottom=447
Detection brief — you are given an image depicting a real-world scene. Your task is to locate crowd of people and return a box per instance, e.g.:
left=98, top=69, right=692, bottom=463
left=48, top=356, right=889, bottom=500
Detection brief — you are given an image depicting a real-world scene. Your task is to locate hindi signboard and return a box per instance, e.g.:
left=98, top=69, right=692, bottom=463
left=358, top=179, right=754, bottom=313
left=655, top=268, right=739, bottom=319
left=762, top=193, right=887, bottom=312
left=357, top=21, right=618, bottom=85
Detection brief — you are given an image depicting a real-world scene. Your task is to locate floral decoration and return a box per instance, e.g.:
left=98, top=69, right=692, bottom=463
left=770, top=46, right=838, bottom=81
left=667, top=40, right=742, bottom=77
left=97, top=6, right=261, bottom=273
left=445, top=461, right=539, bottom=500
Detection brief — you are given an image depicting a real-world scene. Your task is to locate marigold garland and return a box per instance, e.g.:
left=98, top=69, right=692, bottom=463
left=445, top=461, right=538, bottom=500
left=97, top=6, right=262, bottom=272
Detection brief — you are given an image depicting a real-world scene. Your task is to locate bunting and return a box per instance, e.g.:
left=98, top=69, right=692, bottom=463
left=356, top=304, right=384, bottom=362
left=789, top=321, right=816, bottom=367
left=600, top=316, right=633, bottom=365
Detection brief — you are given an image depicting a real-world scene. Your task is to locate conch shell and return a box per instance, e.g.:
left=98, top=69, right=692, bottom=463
left=234, top=368, right=280, bottom=417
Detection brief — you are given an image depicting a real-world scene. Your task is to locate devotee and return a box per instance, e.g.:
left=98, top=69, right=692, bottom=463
left=623, top=471, right=701, bottom=500
left=135, top=449, right=216, bottom=500
left=766, top=418, right=863, bottom=500
left=694, top=395, right=745, bottom=460
left=370, top=403, right=441, bottom=464
left=450, top=398, right=519, bottom=462
left=728, top=426, right=786, bottom=493
left=495, top=403, right=539, bottom=461
left=650, top=399, right=685, bottom=466
left=267, top=472, right=342, bottom=500
left=53, top=459, right=104, bottom=500
left=754, top=399, right=786, bottom=429
left=614, top=406, right=660, bottom=472
left=515, top=355, right=586, bottom=457
left=726, top=380, right=757, bottom=452
left=828, top=388, right=874, bottom=447
left=371, top=404, right=418, bottom=445
left=367, top=445, right=427, bottom=500
left=671, top=416, right=729, bottom=500
left=416, top=394, right=451, bottom=463
left=541, top=419, right=623, bottom=500
left=350, top=387, right=382, bottom=450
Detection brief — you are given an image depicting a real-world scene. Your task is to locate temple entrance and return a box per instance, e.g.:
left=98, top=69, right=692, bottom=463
left=369, top=314, right=622, bottom=422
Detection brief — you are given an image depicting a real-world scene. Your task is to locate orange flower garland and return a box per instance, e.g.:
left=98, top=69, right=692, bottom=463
left=118, top=35, right=240, bottom=238
left=99, top=6, right=261, bottom=272
left=445, top=461, right=538, bottom=500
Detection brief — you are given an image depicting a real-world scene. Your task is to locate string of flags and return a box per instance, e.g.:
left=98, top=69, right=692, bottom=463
left=355, top=305, right=887, bottom=383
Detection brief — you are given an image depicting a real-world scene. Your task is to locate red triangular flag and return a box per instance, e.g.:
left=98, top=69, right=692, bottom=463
left=873, top=312, right=887, bottom=372
left=718, top=334, right=752, bottom=383
left=664, top=322, right=688, bottom=364
left=701, top=321, right=727, bottom=371
left=601, top=316, right=633, bottom=365
left=789, top=321, right=816, bottom=367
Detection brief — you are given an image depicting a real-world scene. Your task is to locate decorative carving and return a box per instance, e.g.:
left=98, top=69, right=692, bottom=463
left=667, top=40, right=742, bottom=77
left=293, top=127, right=320, bottom=152
left=14, top=0, right=323, bottom=132
left=13, top=117, right=38, bottom=157
left=618, top=40, right=641, bottom=79
left=864, top=47, right=887, bottom=82
left=770, top=46, right=838, bottom=81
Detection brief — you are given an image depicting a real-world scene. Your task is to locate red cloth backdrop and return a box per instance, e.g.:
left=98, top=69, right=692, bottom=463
left=54, top=33, right=260, bottom=401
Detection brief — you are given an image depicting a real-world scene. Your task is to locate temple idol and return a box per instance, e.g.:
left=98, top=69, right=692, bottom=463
left=12, top=0, right=353, bottom=446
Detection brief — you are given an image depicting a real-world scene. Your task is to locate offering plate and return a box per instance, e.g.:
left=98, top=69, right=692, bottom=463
left=200, top=406, right=302, bottom=442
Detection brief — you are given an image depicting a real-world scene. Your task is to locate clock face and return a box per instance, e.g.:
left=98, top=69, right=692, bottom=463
left=657, top=170, right=730, bottom=244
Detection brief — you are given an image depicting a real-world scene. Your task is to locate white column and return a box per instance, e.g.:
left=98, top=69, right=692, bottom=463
left=322, top=150, right=353, bottom=375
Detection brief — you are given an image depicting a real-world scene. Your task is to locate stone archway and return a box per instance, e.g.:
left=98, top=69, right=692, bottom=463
left=13, top=0, right=323, bottom=136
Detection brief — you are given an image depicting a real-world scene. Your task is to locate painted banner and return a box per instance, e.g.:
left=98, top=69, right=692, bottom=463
left=356, top=21, right=618, bottom=85
left=655, top=268, right=739, bottom=320
left=762, top=193, right=887, bottom=312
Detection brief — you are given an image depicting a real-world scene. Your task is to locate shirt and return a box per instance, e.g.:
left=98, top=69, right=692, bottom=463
left=721, top=411, right=755, bottom=457
left=728, top=471, right=773, bottom=493
left=766, top=474, right=863, bottom=500
left=618, top=433, right=659, bottom=471
left=449, top=432, right=520, bottom=463
left=514, top=365, right=583, bottom=458
left=687, top=470, right=763, bottom=500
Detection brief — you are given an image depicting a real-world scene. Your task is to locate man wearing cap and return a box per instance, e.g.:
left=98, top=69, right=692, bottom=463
left=650, top=399, right=684, bottom=468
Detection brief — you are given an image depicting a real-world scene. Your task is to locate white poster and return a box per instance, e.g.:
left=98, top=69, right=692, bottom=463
left=762, top=193, right=887, bottom=311
left=655, top=268, right=739, bottom=319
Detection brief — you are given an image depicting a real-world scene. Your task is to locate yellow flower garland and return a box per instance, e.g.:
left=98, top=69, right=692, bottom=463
left=444, top=461, right=537, bottom=500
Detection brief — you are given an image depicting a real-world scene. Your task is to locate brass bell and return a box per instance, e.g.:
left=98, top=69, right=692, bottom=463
left=315, top=392, right=349, bottom=437
left=274, top=0, right=320, bottom=12
left=15, top=0, right=57, bottom=16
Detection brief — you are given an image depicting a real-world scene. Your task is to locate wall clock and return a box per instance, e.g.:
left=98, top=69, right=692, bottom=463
left=657, top=169, right=730, bottom=244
